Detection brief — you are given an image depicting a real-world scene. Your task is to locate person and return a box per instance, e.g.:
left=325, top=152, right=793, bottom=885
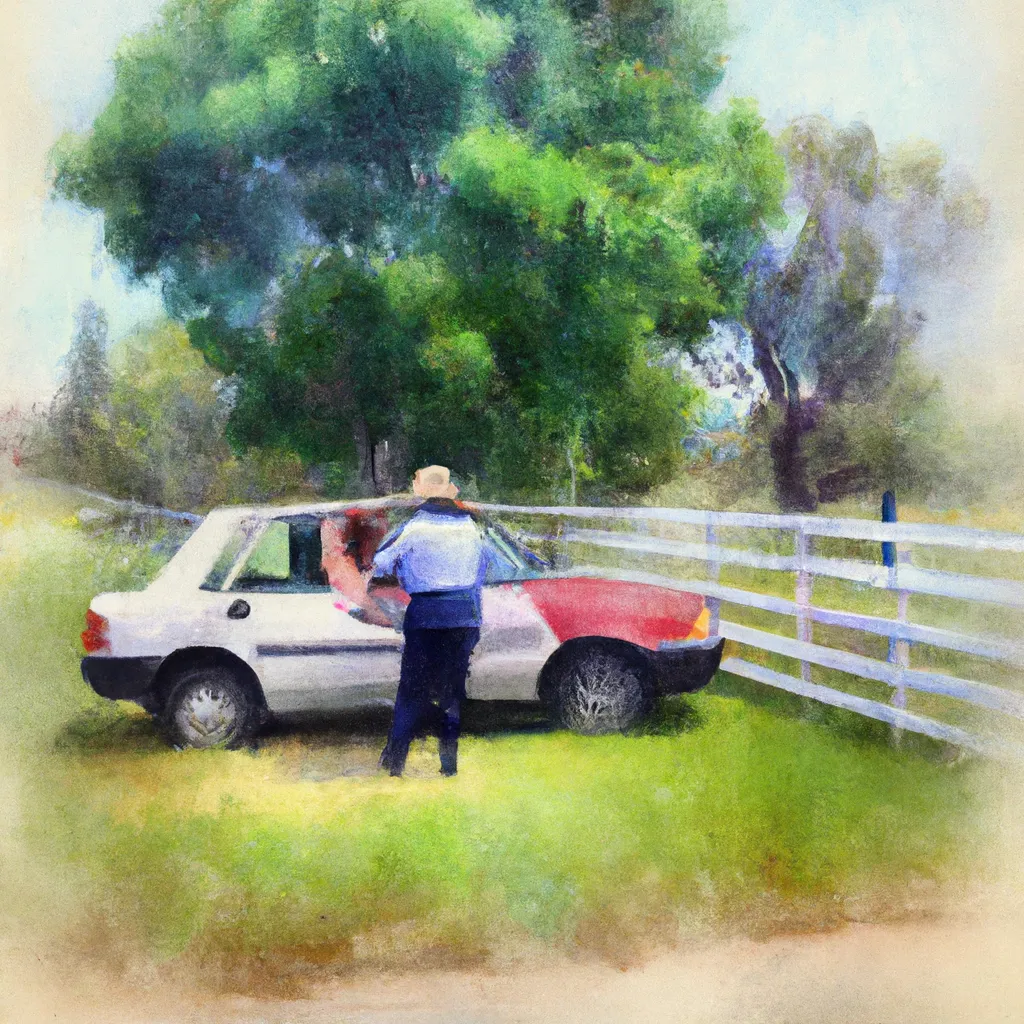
left=321, top=509, right=394, bottom=627
left=371, top=465, right=492, bottom=777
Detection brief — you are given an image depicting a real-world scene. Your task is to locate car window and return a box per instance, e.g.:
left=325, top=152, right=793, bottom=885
left=483, top=532, right=522, bottom=584
left=231, top=518, right=330, bottom=593
left=240, top=520, right=290, bottom=581
left=483, top=525, right=548, bottom=583
left=200, top=526, right=252, bottom=592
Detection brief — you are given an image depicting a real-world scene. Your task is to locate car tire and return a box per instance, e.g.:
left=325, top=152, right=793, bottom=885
left=551, top=645, right=651, bottom=735
left=161, top=665, right=258, bottom=750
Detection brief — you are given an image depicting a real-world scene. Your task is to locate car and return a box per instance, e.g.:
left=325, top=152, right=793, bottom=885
left=80, top=499, right=724, bottom=748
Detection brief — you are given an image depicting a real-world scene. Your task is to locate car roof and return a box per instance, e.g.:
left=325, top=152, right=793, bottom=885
left=151, top=498, right=525, bottom=592
left=204, top=495, right=487, bottom=520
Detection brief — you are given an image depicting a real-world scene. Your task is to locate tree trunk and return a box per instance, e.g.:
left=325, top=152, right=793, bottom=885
left=371, top=436, right=408, bottom=496
left=353, top=416, right=375, bottom=496
left=770, top=397, right=817, bottom=513
left=750, top=331, right=817, bottom=513
left=354, top=417, right=409, bottom=496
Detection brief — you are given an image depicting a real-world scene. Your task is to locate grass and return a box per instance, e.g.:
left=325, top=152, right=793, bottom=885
left=0, top=475, right=1006, bottom=985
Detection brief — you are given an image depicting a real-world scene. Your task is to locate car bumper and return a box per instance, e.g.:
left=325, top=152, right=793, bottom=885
left=652, top=636, right=724, bottom=694
left=81, top=656, right=163, bottom=701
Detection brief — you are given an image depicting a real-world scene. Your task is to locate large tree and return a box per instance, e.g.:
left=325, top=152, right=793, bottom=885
left=745, top=117, right=987, bottom=510
left=55, top=0, right=785, bottom=498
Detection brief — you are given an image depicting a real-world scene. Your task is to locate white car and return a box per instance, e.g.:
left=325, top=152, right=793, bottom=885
left=81, top=499, right=723, bottom=748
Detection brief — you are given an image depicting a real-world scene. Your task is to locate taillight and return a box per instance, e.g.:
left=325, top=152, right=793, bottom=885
left=81, top=608, right=110, bottom=653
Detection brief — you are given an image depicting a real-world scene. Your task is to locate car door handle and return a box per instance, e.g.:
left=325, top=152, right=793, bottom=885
left=227, top=599, right=250, bottom=620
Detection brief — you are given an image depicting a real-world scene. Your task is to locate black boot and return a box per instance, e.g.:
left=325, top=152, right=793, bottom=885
left=439, top=738, right=458, bottom=777
left=379, top=742, right=406, bottom=777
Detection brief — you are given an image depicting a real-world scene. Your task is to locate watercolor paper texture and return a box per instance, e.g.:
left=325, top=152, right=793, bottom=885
left=2, top=1, right=1023, bottom=1020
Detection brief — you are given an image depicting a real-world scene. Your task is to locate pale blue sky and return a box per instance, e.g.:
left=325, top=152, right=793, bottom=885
left=0, top=0, right=1016, bottom=409
left=722, top=0, right=990, bottom=164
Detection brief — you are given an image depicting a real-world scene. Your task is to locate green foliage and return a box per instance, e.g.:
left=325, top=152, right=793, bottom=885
left=104, top=321, right=236, bottom=507
left=52, top=0, right=512, bottom=319
left=30, top=316, right=309, bottom=509
left=805, top=353, right=955, bottom=501
left=588, top=354, right=701, bottom=493
left=53, top=0, right=786, bottom=499
left=881, top=138, right=945, bottom=200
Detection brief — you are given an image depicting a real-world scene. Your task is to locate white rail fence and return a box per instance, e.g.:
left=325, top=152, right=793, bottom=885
left=479, top=502, right=1024, bottom=760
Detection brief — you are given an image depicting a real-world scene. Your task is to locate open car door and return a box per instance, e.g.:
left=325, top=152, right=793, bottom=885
left=217, top=516, right=403, bottom=713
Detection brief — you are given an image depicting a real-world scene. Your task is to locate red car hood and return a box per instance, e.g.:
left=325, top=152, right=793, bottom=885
left=521, top=576, right=705, bottom=651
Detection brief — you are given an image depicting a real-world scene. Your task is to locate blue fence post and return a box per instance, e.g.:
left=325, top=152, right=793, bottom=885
left=882, top=490, right=897, bottom=568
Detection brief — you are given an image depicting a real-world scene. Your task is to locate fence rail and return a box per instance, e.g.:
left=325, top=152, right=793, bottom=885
left=481, top=501, right=1024, bottom=760
left=483, top=502, right=1024, bottom=553
left=533, top=526, right=1024, bottom=609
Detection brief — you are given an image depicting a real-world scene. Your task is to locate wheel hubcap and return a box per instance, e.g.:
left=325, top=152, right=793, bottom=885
left=175, top=685, right=238, bottom=746
left=563, top=653, right=643, bottom=734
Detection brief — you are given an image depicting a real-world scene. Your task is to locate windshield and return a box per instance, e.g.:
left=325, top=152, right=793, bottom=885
left=483, top=522, right=549, bottom=582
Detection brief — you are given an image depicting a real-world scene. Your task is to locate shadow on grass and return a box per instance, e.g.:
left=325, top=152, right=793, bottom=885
left=630, top=694, right=708, bottom=735
left=53, top=704, right=167, bottom=755
left=53, top=694, right=708, bottom=759
left=261, top=699, right=556, bottom=750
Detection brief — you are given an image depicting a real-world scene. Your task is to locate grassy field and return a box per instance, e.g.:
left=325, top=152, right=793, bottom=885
left=0, top=475, right=1009, bottom=987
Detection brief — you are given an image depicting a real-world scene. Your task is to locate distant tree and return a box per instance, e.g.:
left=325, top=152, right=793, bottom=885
left=745, top=118, right=987, bottom=510
left=47, top=300, right=118, bottom=488
left=53, top=0, right=786, bottom=499
left=106, top=320, right=308, bottom=508
left=33, top=315, right=305, bottom=509
left=104, top=321, right=231, bottom=507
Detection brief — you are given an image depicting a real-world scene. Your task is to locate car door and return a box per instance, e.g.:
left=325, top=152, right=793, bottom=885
left=217, top=517, right=403, bottom=714
left=469, top=527, right=559, bottom=700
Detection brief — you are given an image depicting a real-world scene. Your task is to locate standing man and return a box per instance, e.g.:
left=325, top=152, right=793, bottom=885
left=371, top=465, right=491, bottom=777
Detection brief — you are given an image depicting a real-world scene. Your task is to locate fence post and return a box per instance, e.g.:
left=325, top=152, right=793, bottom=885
left=706, top=518, right=721, bottom=637
left=889, top=553, right=912, bottom=714
left=883, top=491, right=911, bottom=742
left=795, top=527, right=813, bottom=682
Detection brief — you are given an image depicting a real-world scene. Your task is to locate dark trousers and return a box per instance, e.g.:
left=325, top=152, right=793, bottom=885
left=380, top=627, right=480, bottom=776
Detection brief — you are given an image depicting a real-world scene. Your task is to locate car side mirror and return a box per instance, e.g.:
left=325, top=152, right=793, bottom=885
left=227, top=599, right=250, bottom=620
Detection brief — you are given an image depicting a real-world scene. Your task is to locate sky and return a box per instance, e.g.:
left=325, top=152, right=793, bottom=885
left=1, top=0, right=1022, bottom=416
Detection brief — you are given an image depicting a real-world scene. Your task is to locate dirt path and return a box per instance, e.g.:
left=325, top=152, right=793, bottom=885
left=4, top=915, right=1023, bottom=1024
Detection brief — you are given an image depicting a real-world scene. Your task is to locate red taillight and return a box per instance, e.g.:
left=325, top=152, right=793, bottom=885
left=81, top=608, right=110, bottom=653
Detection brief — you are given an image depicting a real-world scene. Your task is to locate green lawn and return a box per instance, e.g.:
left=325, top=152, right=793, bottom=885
left=0, top=477, right=1003, bottom=980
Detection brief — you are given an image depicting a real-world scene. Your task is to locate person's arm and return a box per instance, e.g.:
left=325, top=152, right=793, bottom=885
left=369, top=522, right=407, bottom=584
left=322, top=519, right=398, bottom=626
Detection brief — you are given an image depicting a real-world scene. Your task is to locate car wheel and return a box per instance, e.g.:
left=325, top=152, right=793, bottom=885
left=161, top=665, right=257, bottom=749
left=552, top=646, right=650, bottom=735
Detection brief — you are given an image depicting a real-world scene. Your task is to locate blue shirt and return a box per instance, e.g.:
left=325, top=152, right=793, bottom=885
left=371, top=500, right=495, bottom=629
